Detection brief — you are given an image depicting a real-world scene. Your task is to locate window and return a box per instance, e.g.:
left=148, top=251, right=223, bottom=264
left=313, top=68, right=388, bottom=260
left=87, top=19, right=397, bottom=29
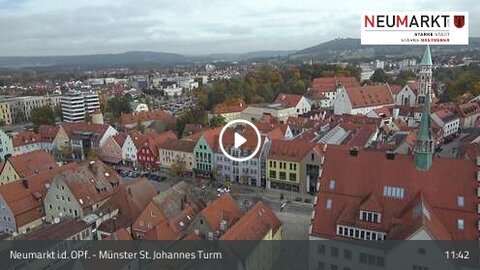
left=457, top=196, right=465, bottom=207
left=329, top=180, right=336, bottom=190
left=279, top=172, right=286, bottom=180
left=317, top=261, right=325, bottom=270
left=150, top=211, right=156, bottom=217
left=317, top=244, right=325, bottom=254
left=326, top=199, right=332, bottom=210
left=457, top=219, right=464, bottom=230
left=330, top=247, right=338, bottom=257
left=269, top=170, right=276, bottom=179
left=383, top=186, right=405, bottom=199
left=330, top=265, right=338, bottom=270
left=344, top=250, right=352, bottom=260
left=289, top=173, right=296, bottom=181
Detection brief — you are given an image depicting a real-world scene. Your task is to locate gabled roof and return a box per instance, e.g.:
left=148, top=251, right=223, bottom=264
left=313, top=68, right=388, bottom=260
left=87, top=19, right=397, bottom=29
left=38, top=125, right=60, bottom=143
left=140, top=131, right=178, bottom=154
left=104, top=228, right=133, bottom=240
left=311, top=76, right=360, bottom=94
left=151, top=181, right=205, bottom=232
left=56, top=160, right=124, bottom=209
left=274, top=93, right=304, bottom=107
left=158, top=138, right=197, bottom=153
left=112, top=133, right=128, bottom=147
left=24, top=218, right=88, bottom=240
left=11, top=131, right=42, bottom=147
left=103, top=177, right=158, bottom=224
left=0, top=163, right=77, bottom=227
left=200, top=194, right=243, bottom=232
left=220, top=201, right=281, bottom=240
left=268, top=140, right=321, bottom=162
left=6, top=150, right=58, bottom=178
left=311, top=145, right=479, bottom=240
left=144, top=221, right=180, bottom=240
left=345, top=84, right=394, bottom=109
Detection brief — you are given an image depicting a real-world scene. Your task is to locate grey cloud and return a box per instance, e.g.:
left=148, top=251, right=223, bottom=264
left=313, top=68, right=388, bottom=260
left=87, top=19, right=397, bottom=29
left=0, top=0, right=478, bottom=56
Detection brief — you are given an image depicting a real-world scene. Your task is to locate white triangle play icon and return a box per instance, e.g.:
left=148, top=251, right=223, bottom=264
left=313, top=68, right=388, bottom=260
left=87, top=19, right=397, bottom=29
left=234, top=132, right=247, bottom=148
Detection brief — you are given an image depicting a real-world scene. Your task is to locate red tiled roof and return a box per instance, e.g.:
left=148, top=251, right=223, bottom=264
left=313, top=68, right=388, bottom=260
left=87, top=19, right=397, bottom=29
left=389, top=84, right=403, bottom=95
left=104, top=177, right=158, bottom=224
left=311, top=145, right=479, bottom=240
left=144, top=221, right=180, bottom=240
left=158, top=138, right=197, bottom=152
left=200, top=194, right=243, bottom=232
left=141, top=131, right=178, bottom=154
left=119, top=109, right=175, bottom=125
left=213, top=101, right=245, bottom=114
left=220, top=201, right=281, bottom=240
left=7, top=150, right=58, bottom=178
left=38, top=125, right=60, bottom=143
left=345, top=85, right=394, bottom=108
left=25, top=218, right=88, bottom=240
left=0, top=163, right=77, bottom=227
left=105, top=228, right=133, bottom=240
left=311, top=76, right=360, bottom=94
left=458, top=102, right=480, bottom=117
left=268, top=140, right=321, bottom=162
left=57, top=160, right=124, bottom=209
left=112, top=133, right=128, bottom=147
left=274, top=93, right=303, bottom=107
left=12, top=131, right=41, bottom=147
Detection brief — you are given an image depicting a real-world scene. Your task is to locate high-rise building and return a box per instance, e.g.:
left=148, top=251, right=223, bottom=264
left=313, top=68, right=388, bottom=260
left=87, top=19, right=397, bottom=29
left=61, top=91, right=100, bottom=123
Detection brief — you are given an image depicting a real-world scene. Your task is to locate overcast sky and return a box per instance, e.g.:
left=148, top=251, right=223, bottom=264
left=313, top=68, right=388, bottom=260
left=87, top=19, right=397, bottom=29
left=0, top=0, right=478, bottom=56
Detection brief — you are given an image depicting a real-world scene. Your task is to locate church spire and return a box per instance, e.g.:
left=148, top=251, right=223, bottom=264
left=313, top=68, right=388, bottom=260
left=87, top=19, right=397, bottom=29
left=414, top=45, right=435, bottom=171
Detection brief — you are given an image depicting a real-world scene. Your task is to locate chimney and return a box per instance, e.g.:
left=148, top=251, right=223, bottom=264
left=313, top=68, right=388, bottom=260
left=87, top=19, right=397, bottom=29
left=350, top=147, right=358, bottom=157
left=386, top=151, right=396, bottom=160
left=180, top=198, right=185, bottom=210
left=22, top=178, right=29, bottom=189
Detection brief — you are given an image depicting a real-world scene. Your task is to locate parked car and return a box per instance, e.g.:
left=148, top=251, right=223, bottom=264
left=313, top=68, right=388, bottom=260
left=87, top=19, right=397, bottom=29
left=131, top=171, right=141, bottom=178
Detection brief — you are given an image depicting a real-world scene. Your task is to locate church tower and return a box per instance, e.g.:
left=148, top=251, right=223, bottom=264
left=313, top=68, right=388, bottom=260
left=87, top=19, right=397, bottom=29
left=414, top=45, right=435, bottom=171
left=417, top=45, right=433, bottom=104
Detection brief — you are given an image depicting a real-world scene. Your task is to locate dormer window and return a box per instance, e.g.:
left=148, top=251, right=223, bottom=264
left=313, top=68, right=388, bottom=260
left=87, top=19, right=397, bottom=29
left=359, top=210, right=381, bottom=223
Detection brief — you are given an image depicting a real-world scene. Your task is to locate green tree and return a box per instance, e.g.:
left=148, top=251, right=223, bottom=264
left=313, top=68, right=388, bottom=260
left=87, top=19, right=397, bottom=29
left=106, top=96, right=132, bottom=122
left=86, top=148, right=102, bottom=161
left=170, top=161, right=187, bottom=178
left=31, top=106, right=55, bottom=127
left=58, top=145, right=73, bottom=161
left=210, top=115, right=226, bottom=127
left=371, top=69, right=391, bottom=83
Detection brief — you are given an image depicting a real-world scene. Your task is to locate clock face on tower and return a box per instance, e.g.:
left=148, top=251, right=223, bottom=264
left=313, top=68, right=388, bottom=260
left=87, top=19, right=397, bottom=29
left=418, top=96, right=426, bottom=104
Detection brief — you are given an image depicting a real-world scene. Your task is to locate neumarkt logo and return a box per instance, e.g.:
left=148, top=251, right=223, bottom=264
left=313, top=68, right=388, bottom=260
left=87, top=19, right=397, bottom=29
left=364, top=14, right=451, bottom=28
left=360, top=12, right=469, bottom=45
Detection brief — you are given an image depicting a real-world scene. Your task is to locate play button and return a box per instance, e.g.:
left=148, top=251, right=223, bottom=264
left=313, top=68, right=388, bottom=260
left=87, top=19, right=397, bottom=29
left=219, top=119, right=262, bottom=162
left=234, top=133, right=247, bottom=148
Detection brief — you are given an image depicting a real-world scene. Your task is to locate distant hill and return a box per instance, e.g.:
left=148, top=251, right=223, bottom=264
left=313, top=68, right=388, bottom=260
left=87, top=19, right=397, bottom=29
left=0, top=51, right=187, bottom=69
left=193, top=50, right=295, bottom=62
left=293, top=37, right=480, bottom=61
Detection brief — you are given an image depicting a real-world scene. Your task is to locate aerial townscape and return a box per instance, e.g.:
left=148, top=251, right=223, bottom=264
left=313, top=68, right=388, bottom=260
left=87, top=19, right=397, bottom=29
left=0, top=2, right=480, bottom=269
left=0, top=42, right=479, bottom=269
